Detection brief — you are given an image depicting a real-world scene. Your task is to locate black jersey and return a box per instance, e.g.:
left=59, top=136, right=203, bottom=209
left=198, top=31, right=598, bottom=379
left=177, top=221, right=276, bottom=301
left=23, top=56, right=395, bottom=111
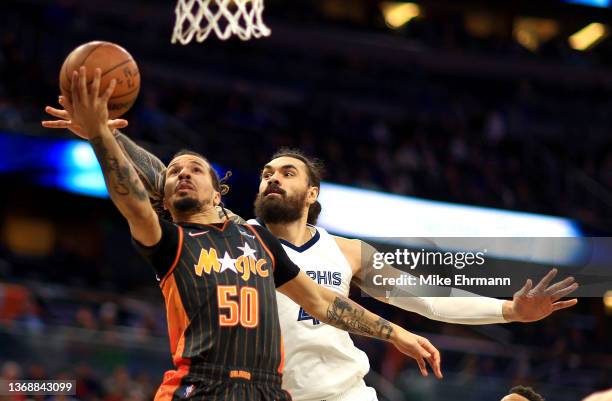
left=134, top=219, right=299, bottom=401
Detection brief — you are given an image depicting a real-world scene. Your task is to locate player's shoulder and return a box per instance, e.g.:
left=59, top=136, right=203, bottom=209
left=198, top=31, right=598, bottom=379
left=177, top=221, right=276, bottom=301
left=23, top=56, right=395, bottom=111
left=234, top=221, right=260, bottom=233
left=330, top=235, right=365, bottom=274
left=158, top=217, right=183, bottom=234
left=332, top=234, right=362, bottom=248
left=236, top=221, right=273, bottom=242
left=331, top=235, right=362, bottom=258
left=242, top=219, right=275, bottom=241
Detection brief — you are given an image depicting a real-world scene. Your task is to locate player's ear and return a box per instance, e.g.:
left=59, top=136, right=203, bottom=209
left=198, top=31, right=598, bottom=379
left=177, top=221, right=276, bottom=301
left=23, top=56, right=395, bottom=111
left=306, top=186, right=319, bottom=205
left=212, top=190, right=221, bottom=206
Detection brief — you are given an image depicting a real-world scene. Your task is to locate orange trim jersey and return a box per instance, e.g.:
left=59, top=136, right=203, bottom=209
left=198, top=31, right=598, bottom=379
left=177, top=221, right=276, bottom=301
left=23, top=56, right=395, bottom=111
left=134, top=220, right=299, bottom=401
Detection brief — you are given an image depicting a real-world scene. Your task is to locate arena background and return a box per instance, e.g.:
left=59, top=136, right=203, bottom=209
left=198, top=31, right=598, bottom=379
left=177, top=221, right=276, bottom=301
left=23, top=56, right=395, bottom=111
left=0, top=0, right=611, bottom=400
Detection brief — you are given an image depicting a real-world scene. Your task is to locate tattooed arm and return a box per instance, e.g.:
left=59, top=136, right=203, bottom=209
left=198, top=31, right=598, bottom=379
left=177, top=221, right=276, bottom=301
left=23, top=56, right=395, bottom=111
left=113, top=130, right=247, bottom=223
left=114, top=130, right=251, bottom=222
left=42, top=97, right=247, bottom=224
left=113, top=130, right=165, bottom=203
left=323, top=293, right=394, bottom=340
left=277, top=270, right=443, bottom=378
left=67, top=66, right=161, bottom=246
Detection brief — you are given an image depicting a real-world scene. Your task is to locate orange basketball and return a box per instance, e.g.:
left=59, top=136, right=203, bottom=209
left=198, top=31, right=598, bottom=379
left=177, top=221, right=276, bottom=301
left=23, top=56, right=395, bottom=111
left=59, top=41, right=140, bottom=119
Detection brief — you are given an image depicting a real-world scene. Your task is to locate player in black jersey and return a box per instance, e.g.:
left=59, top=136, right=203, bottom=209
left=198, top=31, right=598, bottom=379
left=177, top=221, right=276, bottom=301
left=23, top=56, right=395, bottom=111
left=61, top=66, right=442, bottom=401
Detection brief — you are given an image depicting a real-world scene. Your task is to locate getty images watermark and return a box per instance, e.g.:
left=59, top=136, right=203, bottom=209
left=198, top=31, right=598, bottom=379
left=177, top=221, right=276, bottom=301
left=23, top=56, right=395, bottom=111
left=359, top=237, right=612, bottom=298
left=370, top=248, right=511, bottom=287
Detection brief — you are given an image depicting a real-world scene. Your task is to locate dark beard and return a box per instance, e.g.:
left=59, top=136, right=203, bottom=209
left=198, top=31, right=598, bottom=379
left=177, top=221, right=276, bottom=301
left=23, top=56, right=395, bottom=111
left=173, top=197, right=203, bottom=214
left=254, top=189, right=306, bottom=224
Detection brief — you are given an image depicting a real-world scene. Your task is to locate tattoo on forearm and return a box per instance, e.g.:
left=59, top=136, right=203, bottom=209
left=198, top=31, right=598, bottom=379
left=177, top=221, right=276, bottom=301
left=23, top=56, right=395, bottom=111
left=114, top=130, right=165, bottom=199
left=90, top=136, right=148, bottom=201
left=326, top=296, right=393, bottom=340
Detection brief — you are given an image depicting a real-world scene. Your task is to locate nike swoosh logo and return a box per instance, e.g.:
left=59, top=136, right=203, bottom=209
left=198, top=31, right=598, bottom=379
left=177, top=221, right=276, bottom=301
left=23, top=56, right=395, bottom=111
left=239, top=230, right=255, bottom=239
left=188, top=230, right=209, bottom=237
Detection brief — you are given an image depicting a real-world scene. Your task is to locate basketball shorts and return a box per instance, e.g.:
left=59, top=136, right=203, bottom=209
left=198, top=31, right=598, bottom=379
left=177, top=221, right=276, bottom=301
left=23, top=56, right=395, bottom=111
left=155, top=364, right=292, bottom=401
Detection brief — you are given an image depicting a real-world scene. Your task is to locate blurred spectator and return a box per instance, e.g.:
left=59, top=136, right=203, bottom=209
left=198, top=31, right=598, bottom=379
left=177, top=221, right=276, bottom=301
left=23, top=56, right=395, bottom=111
left=103, top=367, right=132, bottom=401
left=1, top=361, right=24, bottom=401
left=15, top=296, right=44, bottom=332
left=75, top=307, right=98, bottom=331
left=1, top=361, right=22, bottom=381
left=100, top=302, right=118, bottom=331
left=75, top=363, right=103, bottom=400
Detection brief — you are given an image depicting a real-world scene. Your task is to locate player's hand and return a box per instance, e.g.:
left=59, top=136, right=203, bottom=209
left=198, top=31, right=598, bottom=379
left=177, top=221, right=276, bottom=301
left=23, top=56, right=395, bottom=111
left=392, top=328, right=443, bottom=379
left=506, top=268, right=578, bottom=322
left=42, top=95, right=128, bottom=140
left=68, top=66, right=117, bottom=137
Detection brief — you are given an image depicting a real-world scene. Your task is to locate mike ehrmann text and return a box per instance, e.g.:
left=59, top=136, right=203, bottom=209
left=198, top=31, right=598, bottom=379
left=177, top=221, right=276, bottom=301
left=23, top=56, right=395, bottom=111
left=372, top=274, right=511, bottom=287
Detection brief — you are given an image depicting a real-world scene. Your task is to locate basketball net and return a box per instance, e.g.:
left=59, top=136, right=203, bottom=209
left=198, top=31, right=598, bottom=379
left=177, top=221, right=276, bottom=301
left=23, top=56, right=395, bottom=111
left=172, top=0, right=271, bottom=43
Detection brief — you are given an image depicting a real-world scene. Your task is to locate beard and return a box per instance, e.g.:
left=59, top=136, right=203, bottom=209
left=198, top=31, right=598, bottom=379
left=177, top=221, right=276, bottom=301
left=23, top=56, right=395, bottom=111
left=173, top=196, right=204, bottom=214
left=254, top=185, right=307, bottom=224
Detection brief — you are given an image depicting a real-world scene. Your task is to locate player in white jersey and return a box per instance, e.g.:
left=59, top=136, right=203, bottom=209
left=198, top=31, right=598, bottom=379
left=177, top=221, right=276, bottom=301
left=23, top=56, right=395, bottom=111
left=246, top=219, right=374, bottom=401
left=250, top=148, right=579, bottom=401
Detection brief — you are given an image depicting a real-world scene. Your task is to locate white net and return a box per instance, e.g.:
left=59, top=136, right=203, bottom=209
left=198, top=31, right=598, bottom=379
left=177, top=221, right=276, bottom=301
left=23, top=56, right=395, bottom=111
left=172, top=0, right=271, bottom=43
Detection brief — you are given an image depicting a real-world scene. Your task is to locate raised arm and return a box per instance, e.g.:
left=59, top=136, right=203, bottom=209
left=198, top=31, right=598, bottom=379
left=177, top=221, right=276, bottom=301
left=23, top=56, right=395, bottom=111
left=340, top=237, right=578, bottom=324
left=43, top=97, right=166, bottom=205
left=67, top=66, right=161, bottom=246
left=112, top=131, right=246, bottom=223
left=112, top=129, right=165, bottom=203
left=277, top=271, right=443, bottom=379
left=43, top=96, right=247, bottom=224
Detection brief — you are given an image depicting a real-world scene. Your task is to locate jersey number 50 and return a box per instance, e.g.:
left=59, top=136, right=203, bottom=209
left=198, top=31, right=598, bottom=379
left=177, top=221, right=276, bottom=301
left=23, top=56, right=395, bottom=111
left=217, top=285, right=259, bottom=328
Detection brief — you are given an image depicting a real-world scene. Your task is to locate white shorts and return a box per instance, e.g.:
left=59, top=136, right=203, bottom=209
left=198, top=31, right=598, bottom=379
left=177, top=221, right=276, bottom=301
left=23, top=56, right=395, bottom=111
left=301, top=379, right=378, bottom=401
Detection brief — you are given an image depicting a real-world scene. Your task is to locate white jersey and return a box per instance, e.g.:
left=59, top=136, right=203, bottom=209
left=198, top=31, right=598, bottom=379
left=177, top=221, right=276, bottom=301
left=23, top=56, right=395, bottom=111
left=248, top=219, right=370, bottom=400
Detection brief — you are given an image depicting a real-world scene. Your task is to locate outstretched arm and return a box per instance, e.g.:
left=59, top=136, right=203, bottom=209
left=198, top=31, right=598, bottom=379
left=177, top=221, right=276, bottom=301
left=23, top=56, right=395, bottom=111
left=112, top=129, right=166, bottom=203
left=339, top=238, right=578, bottom=324
left=111, top=132, right=246, bottom=223
left=43, top=97, right=246, bottom=224
left=250, top=224, right=442, bottom=378
left=43, top=97, right=165, bottom=201
left=67, top=66, right=161, bottom=246
left=278, top=271, right=443, bottom=378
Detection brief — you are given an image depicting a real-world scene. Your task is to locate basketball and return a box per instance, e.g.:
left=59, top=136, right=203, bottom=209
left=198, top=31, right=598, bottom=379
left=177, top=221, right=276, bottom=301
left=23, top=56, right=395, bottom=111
left=59, top=41, right=140, bottom=119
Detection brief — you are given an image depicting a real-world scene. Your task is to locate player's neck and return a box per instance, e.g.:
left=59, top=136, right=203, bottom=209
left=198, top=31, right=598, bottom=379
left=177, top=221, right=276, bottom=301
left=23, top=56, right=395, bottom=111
left=266, top=214, right=311, bottom=247
left=173, top=206, right=224, bottom=225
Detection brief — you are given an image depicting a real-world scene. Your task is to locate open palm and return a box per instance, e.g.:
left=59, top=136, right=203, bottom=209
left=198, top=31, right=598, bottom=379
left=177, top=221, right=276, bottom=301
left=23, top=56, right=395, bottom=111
left=511, top=268, right=578, bottom=322
left=42, top=95, right=127, bottom=139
